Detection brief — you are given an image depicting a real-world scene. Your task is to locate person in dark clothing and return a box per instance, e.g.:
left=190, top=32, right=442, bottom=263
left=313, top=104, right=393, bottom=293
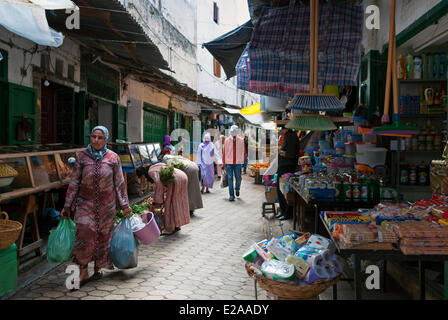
left=275, top=127, right=300, bottom=220
left=242, top=134, right=249, bottom=174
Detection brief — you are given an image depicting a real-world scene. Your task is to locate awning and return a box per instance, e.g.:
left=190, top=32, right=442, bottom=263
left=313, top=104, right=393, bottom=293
left=45, top=0, right=169, bottom=71
left=222, top=106, right=274, bottom=130
left=203, top=20, right=253, bottom=80
left=0, top=0, right=77, bottom=47
left=240, top=102, right=262, bottom=115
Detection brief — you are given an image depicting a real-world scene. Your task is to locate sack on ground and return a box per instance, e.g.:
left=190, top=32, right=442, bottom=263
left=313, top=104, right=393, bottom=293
left=110, top=218, right=139, bottom=269
left=220, top=171, right=228, bottom=188
left=46, top=218, right=76, bottom=263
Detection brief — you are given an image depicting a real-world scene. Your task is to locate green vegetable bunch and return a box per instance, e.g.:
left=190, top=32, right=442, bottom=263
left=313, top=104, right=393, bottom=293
left=160, top=165, right=175, bottom=185
left=170, top=159, right=185, bottom=171
left=115, top=203, right=149, bottom=224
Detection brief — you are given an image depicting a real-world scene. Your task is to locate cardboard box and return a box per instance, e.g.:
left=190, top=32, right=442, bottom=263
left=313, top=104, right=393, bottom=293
left=265, top=186, right=278, bottom=203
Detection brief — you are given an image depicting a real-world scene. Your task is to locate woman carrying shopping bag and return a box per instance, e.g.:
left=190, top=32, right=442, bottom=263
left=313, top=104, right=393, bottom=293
left=61, top=126, right=132, bottom=287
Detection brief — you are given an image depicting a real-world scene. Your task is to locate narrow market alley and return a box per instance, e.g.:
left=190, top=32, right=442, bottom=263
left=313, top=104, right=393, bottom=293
left=8, top=175, right=272, bottom=300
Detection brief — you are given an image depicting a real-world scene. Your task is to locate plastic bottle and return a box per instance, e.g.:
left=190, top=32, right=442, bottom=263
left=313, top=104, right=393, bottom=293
left=371, top=174, right=381, bottom=202
left=397, top=54, right=405, bottom=79
left=440, top=52, right=447, bottom=79
left=406, top=54, right=414, bottom=79
left=434, top=53, right=441, bottom=79
left=409, top=163, right=417, bottom=185
left=343, top=178, right=352, bottom=203
left=400, top=159, right=409, bottom=185
left=334, top=177, right=342, bottom=201
left=421, top=53, right=428, bottom=79
left=352, top=179, right=360, bottom=202
left=360, top=172, right=369, bottom=202
left=428, top=53, right=434, bottom=79
left=417, top=161, right=429, bottom=186
left=413, top=56, right=422, bottom=79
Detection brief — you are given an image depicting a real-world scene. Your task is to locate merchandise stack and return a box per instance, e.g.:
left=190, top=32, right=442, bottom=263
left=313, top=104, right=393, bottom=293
left=243, top=233, right=344, bottom=286
left=335, top=224, right=398, bottom=250
left=386, top=221, right=448, bottom=255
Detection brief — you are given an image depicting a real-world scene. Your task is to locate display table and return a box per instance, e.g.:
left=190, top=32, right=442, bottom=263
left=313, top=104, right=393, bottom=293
left=318, top=213, right=448, bottom=300
left=290, top=183, right=377, bottom=233
left=108, top=142, right=161, bottom=197
left=0, top=144, right=85, bottom=260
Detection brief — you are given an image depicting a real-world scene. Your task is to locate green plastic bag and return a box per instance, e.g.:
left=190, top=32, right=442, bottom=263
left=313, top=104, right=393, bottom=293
left=46, top=218, right=76, bottom=263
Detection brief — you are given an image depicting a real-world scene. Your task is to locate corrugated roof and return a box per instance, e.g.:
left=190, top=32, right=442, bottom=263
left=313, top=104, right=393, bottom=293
left=46, top=0, right=169, bottom=71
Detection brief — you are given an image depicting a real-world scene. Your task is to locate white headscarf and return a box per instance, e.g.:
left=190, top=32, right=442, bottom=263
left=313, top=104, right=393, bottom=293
left=230, top=125, right=238, bottom=136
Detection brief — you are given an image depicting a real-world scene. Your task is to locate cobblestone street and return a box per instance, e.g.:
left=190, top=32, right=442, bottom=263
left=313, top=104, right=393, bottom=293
left=9, top=174, right=273, bottom=300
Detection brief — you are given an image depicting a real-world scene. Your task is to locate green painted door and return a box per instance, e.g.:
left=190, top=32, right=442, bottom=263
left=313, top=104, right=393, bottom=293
left=143, top=105, right=167, bottom=144
left=0, top=82, right=37, bottom=145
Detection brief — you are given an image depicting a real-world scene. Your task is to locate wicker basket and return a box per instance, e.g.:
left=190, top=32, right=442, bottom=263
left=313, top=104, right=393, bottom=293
left=245, top=264, right=340, bottom=300
left=0, top=211, right=22, bottom=250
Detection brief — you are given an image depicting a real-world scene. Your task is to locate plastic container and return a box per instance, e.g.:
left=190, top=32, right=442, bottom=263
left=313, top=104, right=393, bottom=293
left=347, top=133, right=363, bottom=143
left=355, top=148, right=387, bottom=168
left=355, top=142, right=377, bottom=153
left=343, top=154, right=356, bottom=166
left=133, top=212, right=161, bottom=245
left=413, top=56, right=422, bottom=79
left=344, top=143, right=356, bottom=156
left=335, top=142, right=345, bottom=155
left=319, top=140, right=330, bottom=150
left=0, top=244, right=17, bottom=297
left=261, top=259, right=295, bottom=281
left=363, top=134, right=377, bottom=144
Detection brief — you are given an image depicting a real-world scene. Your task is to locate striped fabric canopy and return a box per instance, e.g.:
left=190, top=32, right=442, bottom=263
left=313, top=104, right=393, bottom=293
left=236, top=2, right=363, bottom=100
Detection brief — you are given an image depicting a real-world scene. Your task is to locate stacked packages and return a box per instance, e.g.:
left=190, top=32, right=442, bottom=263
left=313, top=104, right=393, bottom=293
left=387, top=221, right=448, bottom=255
left=336, top=224, right=398, bottom=250
left=243, top=233, right=344, bottom=285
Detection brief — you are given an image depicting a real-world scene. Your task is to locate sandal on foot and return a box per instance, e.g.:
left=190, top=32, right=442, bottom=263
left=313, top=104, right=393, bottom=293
left=91, top=272, right=103, bottom=281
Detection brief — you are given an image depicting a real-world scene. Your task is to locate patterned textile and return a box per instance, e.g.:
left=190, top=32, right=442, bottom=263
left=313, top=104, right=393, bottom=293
left=148, top=163, right=190, bottom=232
left=87, top=144, right=107, bottom=161
left=64, top=149, right=129, bottom=269
left=236, top=43, right=251, bottom=91
left=237, top=3, right=363, bottom=100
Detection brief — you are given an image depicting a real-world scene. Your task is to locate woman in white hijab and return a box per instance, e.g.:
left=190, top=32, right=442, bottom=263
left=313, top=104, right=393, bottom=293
left=195, top=133, right=222, bottom=193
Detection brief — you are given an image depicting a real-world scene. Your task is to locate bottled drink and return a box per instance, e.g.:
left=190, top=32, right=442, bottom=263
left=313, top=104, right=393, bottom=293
left=352, top=179, right=361, bottom=203
left=417, top=161, right=429, bottom=186
left=409, top=163, right=417, bottom=185
left=343, top=178, right=352, bottom=203
left=406, top=54, right=414, bottom=79
left=360, top=171, right=369, bottom=202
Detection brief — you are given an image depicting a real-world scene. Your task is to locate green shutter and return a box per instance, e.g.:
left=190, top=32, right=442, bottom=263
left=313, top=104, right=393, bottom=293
left=0, top=82, right=37, bottom=145
left=114, top=105, right=127, bottom=141
left=143, top=103, right=167, bottom=144
left=0, top=48, right=7, bottom=82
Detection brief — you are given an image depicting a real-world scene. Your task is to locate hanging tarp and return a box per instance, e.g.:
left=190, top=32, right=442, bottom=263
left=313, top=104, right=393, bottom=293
left=1, top=0, right=76, bottom=9
left=237, top=2, right=363, bottom=99
left=0, top=0, right=77, bottom=47
left=203, top=20, right=254, bottom=80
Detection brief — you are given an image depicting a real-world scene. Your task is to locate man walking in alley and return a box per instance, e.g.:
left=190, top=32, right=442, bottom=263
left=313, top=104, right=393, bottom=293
left=223, top=125, right=245, bottom=201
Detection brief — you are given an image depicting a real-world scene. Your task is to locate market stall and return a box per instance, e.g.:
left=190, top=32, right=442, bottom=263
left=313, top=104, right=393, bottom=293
left=0, top=143, right=85, bottom=280
left=107, top=142, right=161, bottom=202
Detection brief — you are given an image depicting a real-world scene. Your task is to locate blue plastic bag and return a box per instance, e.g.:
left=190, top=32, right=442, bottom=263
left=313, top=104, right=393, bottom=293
left=46, top=218, right=76, bottom=263
left=110, top=218, right=139, bottom=269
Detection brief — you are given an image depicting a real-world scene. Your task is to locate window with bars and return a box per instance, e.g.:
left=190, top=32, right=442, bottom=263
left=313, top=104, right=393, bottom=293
left=213, top=57, right=221, bottom=78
